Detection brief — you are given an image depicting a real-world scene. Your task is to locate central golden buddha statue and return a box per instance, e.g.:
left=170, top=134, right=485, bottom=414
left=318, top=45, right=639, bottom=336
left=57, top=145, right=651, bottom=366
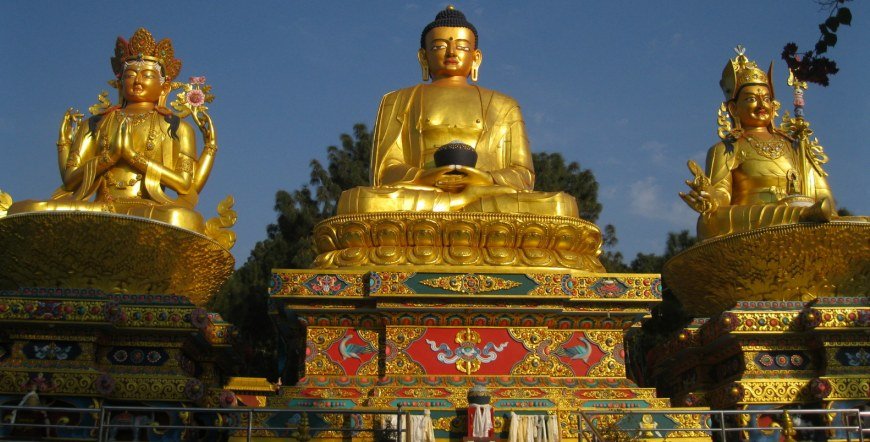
left=337, top=6, right=578, bottom=217
left=315, top=7, right=601, bottom=270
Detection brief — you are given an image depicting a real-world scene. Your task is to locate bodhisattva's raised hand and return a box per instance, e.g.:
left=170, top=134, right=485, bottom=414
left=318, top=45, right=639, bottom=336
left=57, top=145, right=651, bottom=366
left=57, top=108, right=83, bottom=147
left=679, top=160, right=717, bottom=214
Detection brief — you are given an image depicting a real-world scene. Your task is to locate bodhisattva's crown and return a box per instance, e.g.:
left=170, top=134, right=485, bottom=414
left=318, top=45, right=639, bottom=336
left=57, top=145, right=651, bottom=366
left=111, top=28, right=182, bottom=80
left=720, top=45, right=773, bottom=101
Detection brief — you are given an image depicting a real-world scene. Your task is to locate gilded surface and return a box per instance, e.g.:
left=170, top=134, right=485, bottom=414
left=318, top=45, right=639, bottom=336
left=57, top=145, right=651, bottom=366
left=680, top=48, right=839, bottom=240
left=270, top=271, right=366, bottom=297
left=4, top=28, right=236, bottom=241
left=0, top=212, right=233, bottom=306
left=529, top=273, right=662, bottom=300
left=312, top=212, right=603, bottom=270
left=822, top=377, right=870, bottom=399
left=585, top=330, right=625, bottom=377
left=419, top=273, right=521, bottom=293
left=664, top=222, right=869, bottom=316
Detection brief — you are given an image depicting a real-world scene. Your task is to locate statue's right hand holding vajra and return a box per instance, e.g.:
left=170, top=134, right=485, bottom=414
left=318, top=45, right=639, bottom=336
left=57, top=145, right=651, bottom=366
left=679, top=160, right=717, bottom=215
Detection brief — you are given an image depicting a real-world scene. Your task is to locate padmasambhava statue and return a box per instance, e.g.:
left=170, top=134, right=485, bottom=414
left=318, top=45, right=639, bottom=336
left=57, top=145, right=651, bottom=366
left=338, top=6, right=578, bottom=217
left=7, top=28, right=230, bottom=237
left=315, top=7, right=602, bottom=270
left=680, top=47, right=835, bottom=240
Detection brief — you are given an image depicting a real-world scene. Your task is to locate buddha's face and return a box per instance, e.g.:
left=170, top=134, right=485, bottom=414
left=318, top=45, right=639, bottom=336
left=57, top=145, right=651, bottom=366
left=419, top=27, right=481, bottom=81
left=730, top=84, right=773, bottom=129
left=121, top=62, right=166, bottom=104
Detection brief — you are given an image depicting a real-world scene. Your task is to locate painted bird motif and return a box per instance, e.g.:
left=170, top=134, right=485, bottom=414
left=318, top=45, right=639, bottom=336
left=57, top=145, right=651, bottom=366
left=339, top=335, right=375, bottom=360
left=553, top=337, right=593, bottom=362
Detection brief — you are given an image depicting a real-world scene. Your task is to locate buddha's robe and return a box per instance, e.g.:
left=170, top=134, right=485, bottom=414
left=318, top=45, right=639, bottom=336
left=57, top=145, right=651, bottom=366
left=698, top=134, right=834, bottom=239
left=338, top=84, right=579, bottom=217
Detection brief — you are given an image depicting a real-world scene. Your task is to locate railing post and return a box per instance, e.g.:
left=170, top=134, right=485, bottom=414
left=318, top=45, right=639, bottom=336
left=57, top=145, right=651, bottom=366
left=720, top=410, right=726, bottom=442
left=96, top=406, right=106, bottom=442
left=396, top=405, right=403, bottom=442
left=247, top=408, right=253, bottom=442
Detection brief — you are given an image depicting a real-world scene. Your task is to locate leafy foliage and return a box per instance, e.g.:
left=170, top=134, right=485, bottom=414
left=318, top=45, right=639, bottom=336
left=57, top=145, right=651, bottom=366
left=210, top=124, right=372, bottom=380
left=782, top=0, right=853, bottom=86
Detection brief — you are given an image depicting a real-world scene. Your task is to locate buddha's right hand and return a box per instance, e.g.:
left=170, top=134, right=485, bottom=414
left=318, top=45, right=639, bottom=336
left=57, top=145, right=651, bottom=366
left=417, top=166, right=458, bottom=188
left=679, top=160, right=717, bottom=214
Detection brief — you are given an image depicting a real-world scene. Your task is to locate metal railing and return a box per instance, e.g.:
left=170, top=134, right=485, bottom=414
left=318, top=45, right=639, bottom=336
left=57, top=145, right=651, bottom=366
left=0, top=404, right=408, bottom=441
left=577, top=408, right=870, bottom=442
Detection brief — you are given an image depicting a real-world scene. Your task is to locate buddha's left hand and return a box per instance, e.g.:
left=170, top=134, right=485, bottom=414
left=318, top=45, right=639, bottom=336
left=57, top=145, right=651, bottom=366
left=436, top=165, right=494, bottom=192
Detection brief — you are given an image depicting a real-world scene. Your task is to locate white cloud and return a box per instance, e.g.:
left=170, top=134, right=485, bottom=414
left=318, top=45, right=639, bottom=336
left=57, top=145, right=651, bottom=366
left=640, top=140, right=667, bottom=165
left=628, top=176, right=696, bottom=225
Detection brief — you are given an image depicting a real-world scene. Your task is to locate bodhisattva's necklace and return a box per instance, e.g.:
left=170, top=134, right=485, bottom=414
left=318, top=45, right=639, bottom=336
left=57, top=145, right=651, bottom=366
left=745, top=135, right=787, bottom=160
left=119, top=109, right=155, bottom=127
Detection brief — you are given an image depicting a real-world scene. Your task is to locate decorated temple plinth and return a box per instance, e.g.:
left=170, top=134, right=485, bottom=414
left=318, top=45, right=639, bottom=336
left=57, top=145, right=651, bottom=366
left=269, top=264, right=711, bottom=439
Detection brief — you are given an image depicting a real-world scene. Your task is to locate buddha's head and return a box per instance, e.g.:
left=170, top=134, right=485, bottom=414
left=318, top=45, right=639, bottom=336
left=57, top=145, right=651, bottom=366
left=111, top=28, right=182, bottom=107
left=418, top=6, right=482, bottom=82
left=720, top=46, right=778, bottom=131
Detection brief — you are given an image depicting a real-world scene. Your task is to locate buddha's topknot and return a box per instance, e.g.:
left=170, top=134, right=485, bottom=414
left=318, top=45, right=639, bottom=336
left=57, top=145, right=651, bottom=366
left=420, top=5, right=479, bottom=49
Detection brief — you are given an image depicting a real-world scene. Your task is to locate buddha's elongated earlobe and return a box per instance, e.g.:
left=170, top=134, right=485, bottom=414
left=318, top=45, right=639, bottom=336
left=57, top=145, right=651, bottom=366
left=418, top=49, right=430, bottom=81
left=471, top=66, right=478, bottom=82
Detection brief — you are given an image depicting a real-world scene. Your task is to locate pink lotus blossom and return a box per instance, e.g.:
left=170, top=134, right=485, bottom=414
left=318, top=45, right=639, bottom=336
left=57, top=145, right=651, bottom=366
left=189, top=76, right=206, bottom=85
left=186, top=89, right=206, bottom=107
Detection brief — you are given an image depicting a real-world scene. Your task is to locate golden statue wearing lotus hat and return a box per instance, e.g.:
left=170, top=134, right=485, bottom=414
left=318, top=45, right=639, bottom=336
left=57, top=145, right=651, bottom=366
left=679, top=46, right=836, bottom=240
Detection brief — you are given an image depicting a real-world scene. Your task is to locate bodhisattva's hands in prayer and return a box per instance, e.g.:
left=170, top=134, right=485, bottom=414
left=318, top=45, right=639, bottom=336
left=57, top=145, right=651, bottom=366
left=116, top=121, right=138, bottom=169
left=679, top=160, right=717, bottom=214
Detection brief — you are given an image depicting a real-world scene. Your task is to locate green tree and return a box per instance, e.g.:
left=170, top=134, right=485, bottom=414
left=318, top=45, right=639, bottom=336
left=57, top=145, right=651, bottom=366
left=210, top=124, right=372, bottom=380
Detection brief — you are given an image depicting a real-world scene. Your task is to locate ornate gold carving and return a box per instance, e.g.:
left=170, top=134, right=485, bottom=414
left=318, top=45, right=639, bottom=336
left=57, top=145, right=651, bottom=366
left=419, top=273, right=521, bottom=293
left=585, top=330, right=625, bottom=377
left=0, top=212, right=233, bottom=306
left=312, top=212, right=604, bottom=271
left=665, top=223, right=870, bottom=316
left=386, top=327, right=426, bottom=350
left=385, top=352, right=426, bottom=375
left=204, top=195, right=237, bottom=250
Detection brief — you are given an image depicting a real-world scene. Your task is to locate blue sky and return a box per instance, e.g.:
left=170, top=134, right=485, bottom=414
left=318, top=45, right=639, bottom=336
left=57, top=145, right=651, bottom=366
left=1, top=1, right=867, bottom=265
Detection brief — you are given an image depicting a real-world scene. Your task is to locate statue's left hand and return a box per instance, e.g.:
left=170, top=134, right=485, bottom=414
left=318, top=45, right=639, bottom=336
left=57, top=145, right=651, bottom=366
left=436, top=166, right=494, bottom=192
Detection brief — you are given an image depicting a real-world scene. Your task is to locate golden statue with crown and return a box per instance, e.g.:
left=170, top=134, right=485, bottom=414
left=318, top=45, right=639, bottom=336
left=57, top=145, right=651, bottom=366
left=0, top=29, right=235, bottom=304
left=665, top=47, right=868, bottom=316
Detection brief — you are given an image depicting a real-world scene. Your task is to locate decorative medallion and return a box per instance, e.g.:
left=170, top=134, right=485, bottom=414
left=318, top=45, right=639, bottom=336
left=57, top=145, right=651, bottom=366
left=419, top=274, right=522, bottom=294
left=425, top=328, right=508, bottom=374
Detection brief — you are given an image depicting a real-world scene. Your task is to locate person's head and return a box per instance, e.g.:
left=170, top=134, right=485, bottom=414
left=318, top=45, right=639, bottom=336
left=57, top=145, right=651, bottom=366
left=720, top=46, right=776, bottom=130
left=729, top=84, right=773, bottom=129
left=418, top=6, right=482, bottom=82
left=111, top=28, right=182, bottom=106
left=120, top=59, right=168, bottom=104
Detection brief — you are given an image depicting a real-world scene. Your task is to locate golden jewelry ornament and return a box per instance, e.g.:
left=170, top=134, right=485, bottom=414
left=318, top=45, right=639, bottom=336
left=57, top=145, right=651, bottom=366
left=745, top=135, right=787, bottom=159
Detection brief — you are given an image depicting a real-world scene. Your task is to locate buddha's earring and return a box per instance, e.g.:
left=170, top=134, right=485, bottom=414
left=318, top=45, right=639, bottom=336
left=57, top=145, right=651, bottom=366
left=471, top=66, right=479, bottom=82
left=421, top=63, right=429, bottom=81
